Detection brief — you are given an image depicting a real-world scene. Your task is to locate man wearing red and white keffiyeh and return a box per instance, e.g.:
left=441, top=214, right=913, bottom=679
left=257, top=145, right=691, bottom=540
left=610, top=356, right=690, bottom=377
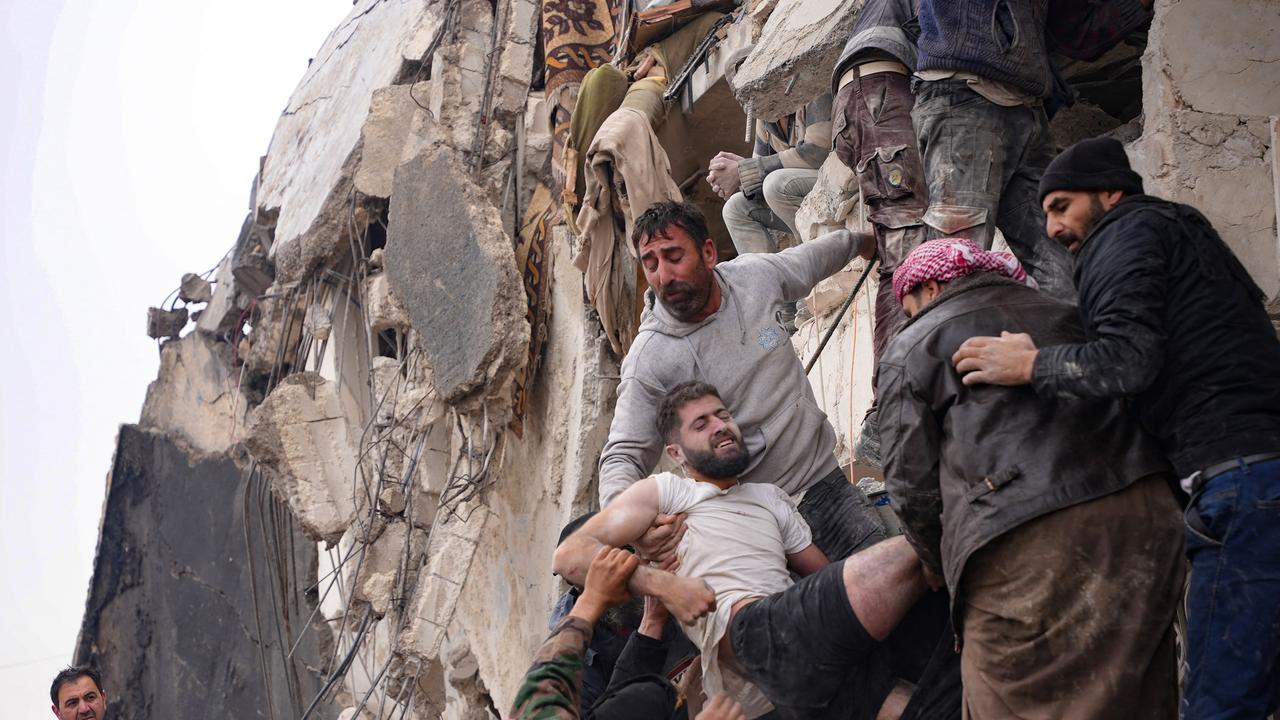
left=892, top=238, right=1037, bottom=310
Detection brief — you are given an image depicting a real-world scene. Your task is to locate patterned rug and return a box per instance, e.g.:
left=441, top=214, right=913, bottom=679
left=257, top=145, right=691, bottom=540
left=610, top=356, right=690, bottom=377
left=510, top=0, right=622, bottom=435
left=511, top=183, right=556, bottom=438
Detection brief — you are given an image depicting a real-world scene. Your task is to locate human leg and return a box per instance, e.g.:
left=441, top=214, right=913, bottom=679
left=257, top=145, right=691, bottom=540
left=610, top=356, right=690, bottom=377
left=994, top=106, right=1076, bottom=302
left=760, top=168, right=819, bottom=239
left=912, top=80, right=1006, bottom=248
left=722, top=191, right=783, bottom=255
left=842, top=535, right=929, bottom=642
left=797, top=467, right=887, bottom=561
left=1182, top=458, right=1280, bottom=719
left=729, top=560, right=898, bottom=720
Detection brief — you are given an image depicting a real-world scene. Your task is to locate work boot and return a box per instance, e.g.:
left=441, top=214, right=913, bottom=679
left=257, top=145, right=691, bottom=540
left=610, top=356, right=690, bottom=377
left=855, top=407, right=883, bottom=468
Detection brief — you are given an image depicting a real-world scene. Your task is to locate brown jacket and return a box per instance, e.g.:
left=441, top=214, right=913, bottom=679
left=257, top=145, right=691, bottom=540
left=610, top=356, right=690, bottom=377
left=878, top=273, right=1169, bottom=596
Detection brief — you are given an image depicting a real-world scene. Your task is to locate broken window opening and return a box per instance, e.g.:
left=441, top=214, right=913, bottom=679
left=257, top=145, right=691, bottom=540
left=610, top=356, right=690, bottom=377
left=393, top=56, right=433, bottom=85
left=375, top=328, right=408, bottom=376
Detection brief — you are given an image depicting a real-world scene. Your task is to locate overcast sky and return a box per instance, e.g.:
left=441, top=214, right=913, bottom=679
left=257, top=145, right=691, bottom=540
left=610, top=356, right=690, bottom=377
left=0, top=1, right=350, bottom=714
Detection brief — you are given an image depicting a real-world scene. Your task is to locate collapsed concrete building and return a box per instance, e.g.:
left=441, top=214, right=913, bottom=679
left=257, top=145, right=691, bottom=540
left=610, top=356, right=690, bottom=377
left=76, top=0, right=1280, bottom=717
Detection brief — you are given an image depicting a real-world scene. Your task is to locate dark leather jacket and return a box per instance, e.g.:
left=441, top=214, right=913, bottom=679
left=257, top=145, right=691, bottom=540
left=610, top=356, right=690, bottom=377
left=878, top=273, right=1169, bottom=598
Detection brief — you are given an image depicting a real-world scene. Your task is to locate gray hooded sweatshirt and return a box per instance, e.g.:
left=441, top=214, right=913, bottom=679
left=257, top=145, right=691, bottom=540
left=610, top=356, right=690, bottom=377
left=598, top=229, right=864, bottom=505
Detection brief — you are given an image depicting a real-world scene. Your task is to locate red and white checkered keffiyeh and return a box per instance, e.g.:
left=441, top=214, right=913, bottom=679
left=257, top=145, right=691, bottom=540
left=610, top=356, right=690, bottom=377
left=892, top=238, right=1038, bottom=303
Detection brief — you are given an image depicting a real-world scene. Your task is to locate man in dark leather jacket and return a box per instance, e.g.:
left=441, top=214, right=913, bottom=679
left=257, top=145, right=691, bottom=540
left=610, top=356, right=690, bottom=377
left=879, top=237, right=1183, bottom=719
left=953, top=136, right=1280, bottom=719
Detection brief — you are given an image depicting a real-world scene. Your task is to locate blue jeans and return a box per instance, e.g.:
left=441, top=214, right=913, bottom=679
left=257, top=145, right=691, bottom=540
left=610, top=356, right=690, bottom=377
left=1183, top=458, right=1280, bottom=719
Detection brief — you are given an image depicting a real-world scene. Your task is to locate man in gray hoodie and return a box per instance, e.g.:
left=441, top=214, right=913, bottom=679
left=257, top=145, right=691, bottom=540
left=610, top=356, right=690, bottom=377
left=597, top=200, right=887, bottom=563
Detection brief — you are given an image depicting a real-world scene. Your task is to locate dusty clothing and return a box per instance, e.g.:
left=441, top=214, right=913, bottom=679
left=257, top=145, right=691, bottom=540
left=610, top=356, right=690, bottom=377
left=731, top=562, right=956, bottom=720
left=574, top=91, right=682, bottom=355
left=878, top=272, right=1170, bottom=589
left=916, top=0, right=1151, bottom=99
left=831, top=0, right=919, bottom=84
left=599, top=230, right=865, bottom=504
left=960, top=475, right=1184, bottom=720
left=911, top=78, right=1074, bottom=301
left=1032, top=195, right=1280, bottom=478
left=512, top=616, right=596, bottom=719
left=795, top=468, right=887, bottom=563
left=656, top=471, right=812, bottom=718
left=722, top=168, right=819, bottom=254
left=736, top=95, right=832, bottom=201
left=833, top=70, right=926, bottom=275
left=731, top=560, right=891, bottom=720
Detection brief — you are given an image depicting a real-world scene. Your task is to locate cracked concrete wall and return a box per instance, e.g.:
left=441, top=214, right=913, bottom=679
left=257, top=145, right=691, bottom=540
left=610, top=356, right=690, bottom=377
left=452, top=233, right=620, bottom=711
left=258, top=0, right=445, bottom=283
left=1134, top=0, right=1280, bottom=300
left=76, top=426, right=334, bottom=719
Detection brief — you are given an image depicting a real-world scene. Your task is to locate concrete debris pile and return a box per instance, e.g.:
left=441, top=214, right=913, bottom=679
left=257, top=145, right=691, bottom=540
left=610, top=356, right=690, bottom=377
left=77, top=0, right=1279, bottom=717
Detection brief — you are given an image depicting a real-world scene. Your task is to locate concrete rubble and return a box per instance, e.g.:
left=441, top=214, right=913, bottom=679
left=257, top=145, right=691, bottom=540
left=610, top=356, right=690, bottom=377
left=245, top=372, right=359, bottom=544
left=178, top=272, right=213, bottom=304
left=385, top=149, right=530, bottom=412
left=146, top=306, right=188, bottom=339
left=78, top=0, right=1280, bottom=717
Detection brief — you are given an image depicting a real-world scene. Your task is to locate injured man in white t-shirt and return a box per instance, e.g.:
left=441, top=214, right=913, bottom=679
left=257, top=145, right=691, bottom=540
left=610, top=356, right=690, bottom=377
left=553, top=382, right=955, bottom=720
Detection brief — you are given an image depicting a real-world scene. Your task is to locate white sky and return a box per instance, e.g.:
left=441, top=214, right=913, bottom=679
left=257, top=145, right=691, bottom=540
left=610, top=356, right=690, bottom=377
left=0, top=1, right=351, bottom=715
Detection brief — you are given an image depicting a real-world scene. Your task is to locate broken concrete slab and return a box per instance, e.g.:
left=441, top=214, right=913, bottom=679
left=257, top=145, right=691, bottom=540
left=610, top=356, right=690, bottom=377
left=385, top=149, right=530, bottom=410
left=76, top=426, right=333, bottom=720
left=139, top=333, right=247, bottom=457
left=365, top=272, right=411, bottom=334
left=179, top=273, right=213, bottom=304
left=257, top=0, right=446, bottom=281
left=354, top=520, right=428, bottom=617
left=245, top=372, right=359, bottom=544
left=731, top=0, right=864, bottom=120
left=794, top=153, right=859, bottom=243
left=355, top=85, right=429, bottom=199
left=147, top=306, right=188, bottom=339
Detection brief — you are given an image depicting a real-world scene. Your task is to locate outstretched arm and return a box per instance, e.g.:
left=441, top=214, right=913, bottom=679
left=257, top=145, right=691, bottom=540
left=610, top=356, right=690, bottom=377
left=553, top=478, right=716, bottom=624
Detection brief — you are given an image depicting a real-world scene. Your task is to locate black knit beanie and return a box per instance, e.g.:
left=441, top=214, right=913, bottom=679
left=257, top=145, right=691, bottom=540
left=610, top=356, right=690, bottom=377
left=1038, top=137, right=1144, bottom=203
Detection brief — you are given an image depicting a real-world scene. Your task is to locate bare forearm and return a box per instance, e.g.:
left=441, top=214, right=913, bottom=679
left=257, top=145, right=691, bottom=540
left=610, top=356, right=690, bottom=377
left=555, top=536, right=675, bottom=599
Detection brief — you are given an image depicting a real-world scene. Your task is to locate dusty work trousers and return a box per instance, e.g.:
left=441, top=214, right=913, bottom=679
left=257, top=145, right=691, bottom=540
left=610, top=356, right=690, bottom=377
left=833, top=69, right=925, bottom=366
left=959, top=475, right=1185, bottom=720
left=722, top=168, right=819, bottom=255
left=911, top=78, right=1076, bottom=302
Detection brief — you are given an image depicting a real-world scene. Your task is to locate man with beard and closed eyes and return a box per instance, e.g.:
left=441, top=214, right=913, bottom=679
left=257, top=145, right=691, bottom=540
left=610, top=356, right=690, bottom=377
left=950, top=136, right=1280, bottom=719
left=556, top=382, right=955, bottom=720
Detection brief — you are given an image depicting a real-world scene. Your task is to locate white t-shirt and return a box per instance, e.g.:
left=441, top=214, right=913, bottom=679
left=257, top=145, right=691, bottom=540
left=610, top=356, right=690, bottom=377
left=653, top=472, right=813, bottom=719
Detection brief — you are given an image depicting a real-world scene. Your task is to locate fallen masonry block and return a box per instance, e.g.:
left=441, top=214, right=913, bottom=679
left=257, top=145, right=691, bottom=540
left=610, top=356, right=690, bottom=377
left=245, top=372, right=358, bottom=544
left=385, top=149, right=530, bottom=409
left=732, top=0, right=865, bottom=121
left=147, top=307, right=188, bottom=339
left=178, top=273, right=213, bottom=304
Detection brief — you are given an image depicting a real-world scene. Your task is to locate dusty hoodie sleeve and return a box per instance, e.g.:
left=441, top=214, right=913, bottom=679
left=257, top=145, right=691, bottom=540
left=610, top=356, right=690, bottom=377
left=598, top=339, right=667, bottom=506
left=739, top=228, right=868, bottom=302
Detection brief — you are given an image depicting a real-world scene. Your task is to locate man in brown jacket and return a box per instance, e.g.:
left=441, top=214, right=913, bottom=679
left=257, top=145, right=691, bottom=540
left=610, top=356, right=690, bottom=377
left=877, top=237, right=1185, bottom=719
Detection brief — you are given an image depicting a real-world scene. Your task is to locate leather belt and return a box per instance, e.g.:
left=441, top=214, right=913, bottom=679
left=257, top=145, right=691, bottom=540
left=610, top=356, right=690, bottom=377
left=838, top=61, right=909, bottom=90
left=1189, top=451, right=1280, bottom=493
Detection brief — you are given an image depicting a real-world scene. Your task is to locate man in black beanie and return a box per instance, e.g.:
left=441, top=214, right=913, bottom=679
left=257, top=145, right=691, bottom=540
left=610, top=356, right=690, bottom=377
left=951, top=135, right=1280, bottom=720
